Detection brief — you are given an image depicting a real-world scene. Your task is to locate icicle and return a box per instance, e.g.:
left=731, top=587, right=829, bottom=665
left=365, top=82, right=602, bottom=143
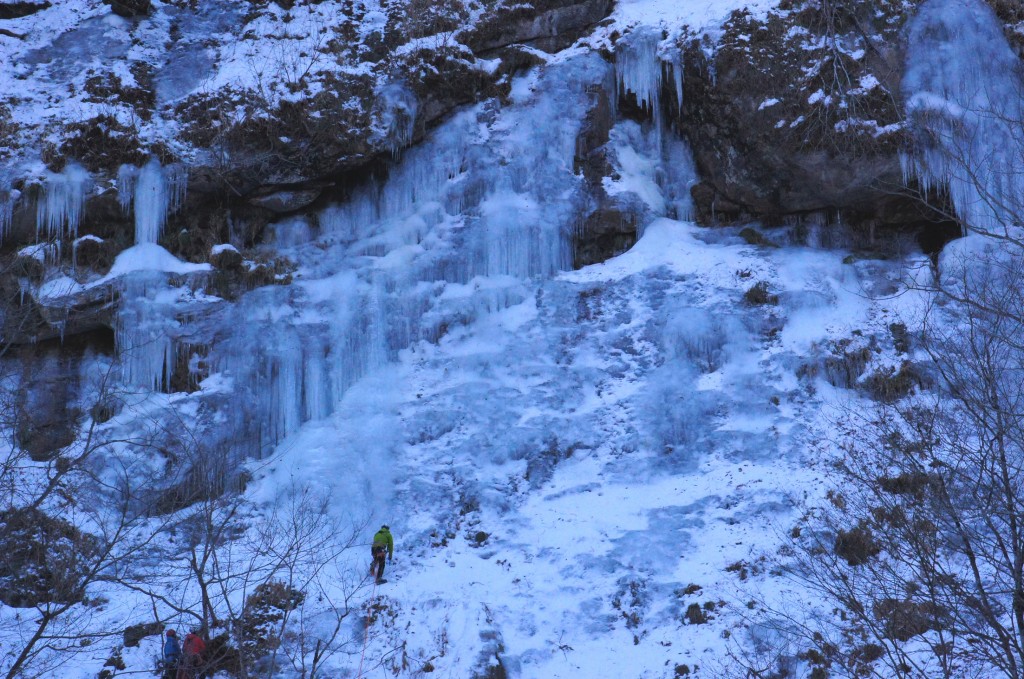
left=115, top=270, right=177, bottom=392
left=0, top=185, right=16, bottom=242
left=902, top=0, right=1024, bottom=233
left=616, top=28, right=664, bottom=118
left=117, top=164, right=138, bottom=213
left=168, top=164, right=188, bottom=212
left=36, top=163, right=90, bottom=241
left=133, top=158, right=188, bottom=244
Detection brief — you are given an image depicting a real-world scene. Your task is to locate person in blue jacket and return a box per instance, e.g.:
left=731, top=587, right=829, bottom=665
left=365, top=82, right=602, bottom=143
left=162, top=629, right=182, bottom=679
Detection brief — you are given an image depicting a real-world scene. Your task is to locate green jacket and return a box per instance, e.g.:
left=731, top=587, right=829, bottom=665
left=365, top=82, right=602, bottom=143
left=372, top=528, right=394, bottom=558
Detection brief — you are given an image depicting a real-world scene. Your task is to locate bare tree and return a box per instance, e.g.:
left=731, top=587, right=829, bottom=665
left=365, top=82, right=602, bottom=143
left=761, top=62, right=1024, bottom=675
left=0, top=363, right=183, bottom=678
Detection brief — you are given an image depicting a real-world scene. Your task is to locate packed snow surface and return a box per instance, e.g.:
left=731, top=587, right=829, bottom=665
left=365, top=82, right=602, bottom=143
left=238, top=217, right=921, bottom=678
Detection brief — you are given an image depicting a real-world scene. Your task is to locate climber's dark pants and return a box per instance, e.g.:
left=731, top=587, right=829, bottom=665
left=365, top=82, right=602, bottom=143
left=371, top=545, right=387, bottom=580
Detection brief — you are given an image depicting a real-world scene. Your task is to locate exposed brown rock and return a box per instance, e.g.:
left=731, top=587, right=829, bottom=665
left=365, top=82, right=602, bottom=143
left=102, top=0, right=151, bottom=18
left=676, top=2, right=912, bottom=229
left=0, top=1, right=50, bottom=20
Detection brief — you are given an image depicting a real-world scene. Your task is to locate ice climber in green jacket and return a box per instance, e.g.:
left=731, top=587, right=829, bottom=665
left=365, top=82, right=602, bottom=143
left=370, top=525, right=394, bottom=584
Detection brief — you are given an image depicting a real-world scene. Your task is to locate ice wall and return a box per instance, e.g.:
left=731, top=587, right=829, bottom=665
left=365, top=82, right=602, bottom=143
left=107, top=42, right=701, bottom=467
left=902, top=0, right=1024, bottom=232
left=216, top=53, right=610, bottom=449
left=36, top=163, right=90, bottom=241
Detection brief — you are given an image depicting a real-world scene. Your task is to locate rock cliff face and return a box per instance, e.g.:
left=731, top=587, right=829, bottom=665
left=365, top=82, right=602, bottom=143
left=0, top=0, right=1021, bottom=465
left=0, top=0, right=614, bottom=344
left=672, top=0, right=1016, bottom=235
left=679, top=2, right=906, bottom=225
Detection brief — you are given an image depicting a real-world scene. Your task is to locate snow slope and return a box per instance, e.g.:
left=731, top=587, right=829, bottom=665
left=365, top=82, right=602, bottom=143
left=241, top=215, right=925, bottom=678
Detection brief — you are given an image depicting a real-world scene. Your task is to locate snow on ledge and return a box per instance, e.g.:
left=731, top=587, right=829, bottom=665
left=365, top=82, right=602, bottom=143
left=106, top=243, right=212, bottom=278
left=211, top=243, right=240, bottom=256
left=612, top=0, right=779, bottom=32
left=37, top=244, right=212, bottom=302
left=18, top=243, right=49, bottom=261
left=38, top=275, right=86, bottom=301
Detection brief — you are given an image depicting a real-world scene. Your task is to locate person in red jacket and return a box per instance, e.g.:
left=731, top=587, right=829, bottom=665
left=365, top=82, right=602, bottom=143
left=180, top=631, right=207, bottom=679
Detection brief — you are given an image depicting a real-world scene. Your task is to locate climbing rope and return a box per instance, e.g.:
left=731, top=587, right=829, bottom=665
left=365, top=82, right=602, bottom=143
left=355, top=573, right=379, bottom=679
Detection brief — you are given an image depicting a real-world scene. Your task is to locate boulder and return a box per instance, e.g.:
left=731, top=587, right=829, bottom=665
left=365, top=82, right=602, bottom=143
left=123, top=621, right=163, bottom=648
left=210, top=244, right=243, bottom=271
left=73, top=236, right=115, bottom=274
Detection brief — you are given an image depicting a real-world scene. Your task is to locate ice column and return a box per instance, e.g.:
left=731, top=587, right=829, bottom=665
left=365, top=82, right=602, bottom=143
left=117, top=164, right=138, bottom=213
left=116, top=271, right=177, bottom=392
left=36, top=163, right=90, bottom=240
left=132, top=159, right=187, bottom=244
left=902, top=0, right=1024, bottom=232
left=0, top=185, right=16, bottom=241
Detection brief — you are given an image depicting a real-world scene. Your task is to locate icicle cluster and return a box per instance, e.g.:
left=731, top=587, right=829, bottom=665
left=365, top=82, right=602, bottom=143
left=614, top=27, right=684, bottom=122
left=902, top=0, right=1024, bottom=233
left=132, top=159, right=187, bottom=244
left=216, top=53, right=610, bottom=448
left=36, top=163, right=90, bottom=240
left=376, top=82, right=419, bottom=157
left=117, top=164, right=138, bottom=213
left=116, top=270, right=177, bottom=392
left=616, top=27, right=663, bottom=115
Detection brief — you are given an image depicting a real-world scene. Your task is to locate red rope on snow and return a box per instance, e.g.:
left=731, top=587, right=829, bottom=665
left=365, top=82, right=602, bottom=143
left=355, top=573, right=379, bottom=678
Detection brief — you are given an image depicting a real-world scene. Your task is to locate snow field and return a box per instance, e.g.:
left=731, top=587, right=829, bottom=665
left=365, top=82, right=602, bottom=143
left=245, top=216, right=913, bottom=677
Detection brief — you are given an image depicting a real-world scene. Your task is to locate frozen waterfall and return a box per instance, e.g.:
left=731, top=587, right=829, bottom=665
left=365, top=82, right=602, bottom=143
left=902, top=0, right=1024, bottom=233
left=215, top=53, right=610, bottom=450
left=117, top=159, right=188, bottom=244
left=104, top=45, right=702, bottom=465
